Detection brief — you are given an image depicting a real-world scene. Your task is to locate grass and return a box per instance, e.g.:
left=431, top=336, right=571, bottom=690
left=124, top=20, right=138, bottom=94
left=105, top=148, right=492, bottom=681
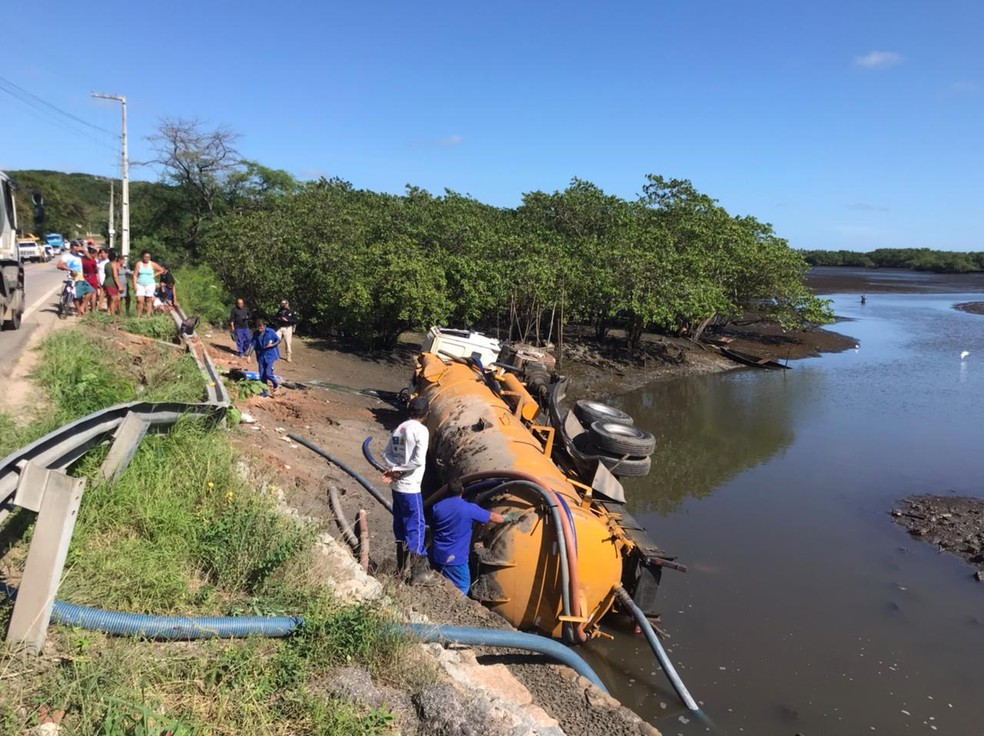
left=0, top=325, right=425, bottom=734
left=84, top=310, right=178, bottom=342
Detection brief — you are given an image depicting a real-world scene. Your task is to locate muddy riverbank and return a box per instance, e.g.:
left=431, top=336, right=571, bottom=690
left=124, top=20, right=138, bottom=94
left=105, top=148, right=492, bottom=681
left=892, top=495, right=984, bottom=580
left=954, top=301, right=984, bottom=316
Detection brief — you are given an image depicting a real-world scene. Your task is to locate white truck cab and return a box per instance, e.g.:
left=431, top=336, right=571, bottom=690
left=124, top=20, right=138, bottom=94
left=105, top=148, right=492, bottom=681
left=0, top=171, right=26, bottom=330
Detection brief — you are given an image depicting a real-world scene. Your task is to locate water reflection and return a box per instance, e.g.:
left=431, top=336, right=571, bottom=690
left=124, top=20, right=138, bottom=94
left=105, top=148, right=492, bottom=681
left=614, top=369, right=824, bottom=515
left=586, top=286, right=984, bottom=735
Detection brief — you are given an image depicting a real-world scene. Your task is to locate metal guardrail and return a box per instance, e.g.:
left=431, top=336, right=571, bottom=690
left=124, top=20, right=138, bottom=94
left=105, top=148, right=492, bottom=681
left=1, top=305, right=228, bottom=651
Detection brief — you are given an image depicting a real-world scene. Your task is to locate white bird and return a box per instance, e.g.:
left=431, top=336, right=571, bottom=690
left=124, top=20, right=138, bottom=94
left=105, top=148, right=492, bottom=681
left=961, top=351, right=970, bottom=359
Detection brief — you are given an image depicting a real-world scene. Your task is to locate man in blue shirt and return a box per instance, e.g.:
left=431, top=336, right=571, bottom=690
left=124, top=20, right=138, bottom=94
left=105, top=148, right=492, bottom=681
left=251, top=317, right=281, bottom=395
left=427, top=480, right=517, bottom=594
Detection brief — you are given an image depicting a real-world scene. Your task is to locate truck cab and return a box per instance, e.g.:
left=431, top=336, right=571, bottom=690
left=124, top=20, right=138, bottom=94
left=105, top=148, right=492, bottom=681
left=45, top=233, right=64, bottom=254
left=0, top=172, right=26, bottom=330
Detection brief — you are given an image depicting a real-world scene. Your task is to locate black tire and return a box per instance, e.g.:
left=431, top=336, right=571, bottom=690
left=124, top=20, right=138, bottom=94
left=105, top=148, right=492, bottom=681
left=574, top=399, right=633, bottom=427
left=597, top=453, right=651, bottom=477
left=588, top=421, right=656, bottom=456
left=3, top=307, right=21, bottom=331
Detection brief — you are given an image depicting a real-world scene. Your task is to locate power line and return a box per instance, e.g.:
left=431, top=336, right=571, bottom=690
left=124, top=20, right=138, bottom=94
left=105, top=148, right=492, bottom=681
left=0, top=75, right=118, bottom=137
left=0, top=77, right=123, bottom=155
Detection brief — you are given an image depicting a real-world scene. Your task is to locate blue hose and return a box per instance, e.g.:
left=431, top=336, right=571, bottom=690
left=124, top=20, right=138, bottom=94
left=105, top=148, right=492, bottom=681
left=397, top=623, right=608, bottom=692
left=0, top=583, right=607, bottom=692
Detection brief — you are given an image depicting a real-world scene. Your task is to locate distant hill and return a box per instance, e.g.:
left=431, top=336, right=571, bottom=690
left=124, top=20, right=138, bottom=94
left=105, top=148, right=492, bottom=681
left=5, top=169, right=165, bottom=241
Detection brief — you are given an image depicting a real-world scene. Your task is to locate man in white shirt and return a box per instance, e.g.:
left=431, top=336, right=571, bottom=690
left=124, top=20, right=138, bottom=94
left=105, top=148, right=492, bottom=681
left=56, top=241, right=85, bottom=313
left=383, top=396, right=432, bottom=579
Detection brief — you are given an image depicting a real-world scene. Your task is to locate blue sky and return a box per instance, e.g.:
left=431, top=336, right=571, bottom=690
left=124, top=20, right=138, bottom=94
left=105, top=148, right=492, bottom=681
left=2, top=0, right=981, bottom=250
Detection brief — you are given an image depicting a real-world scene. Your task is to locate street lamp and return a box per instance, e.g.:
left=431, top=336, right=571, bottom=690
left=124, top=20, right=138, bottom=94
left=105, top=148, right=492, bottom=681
left=91, top=92, right=129, bottom=257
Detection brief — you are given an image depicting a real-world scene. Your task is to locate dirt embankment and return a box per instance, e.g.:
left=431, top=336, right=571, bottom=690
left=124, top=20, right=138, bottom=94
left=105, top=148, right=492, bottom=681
left=892, top=496, right=984, bottom=580
left=203, top=321, right=853, bottom=735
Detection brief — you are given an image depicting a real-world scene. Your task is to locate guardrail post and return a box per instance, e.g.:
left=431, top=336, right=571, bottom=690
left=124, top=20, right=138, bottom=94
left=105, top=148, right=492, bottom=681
left=99, top=413, right=151, bottom=483
left=6, top=466, right=86, bottom=653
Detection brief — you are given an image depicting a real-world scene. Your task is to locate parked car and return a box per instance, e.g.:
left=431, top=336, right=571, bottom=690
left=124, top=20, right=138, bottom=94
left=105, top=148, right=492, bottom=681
left=17, top=239, right=42, bottom=263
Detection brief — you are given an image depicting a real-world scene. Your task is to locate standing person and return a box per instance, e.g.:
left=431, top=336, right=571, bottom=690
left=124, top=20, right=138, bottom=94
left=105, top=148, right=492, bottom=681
left=382, top=397, right=433, bottom=580
left=158, top=264, right=178, bottom=309
left=132, top=250, right=165, bottom=318
left=103, top=251, right=122, bottom=315
left=229, top=298, right=252, bottom=357
left=428, top=480, right=511, bottom=594
left=118, top=256, right=133, bottom=315
left=275, top=299, right=297, bottom=362
left=56, top=241, right=87, bottom=315
left=251, top=317, right=281, bottom=395
left=96, top=248, right=109, bottom=310
left=80, top=246, right=100, bottom=315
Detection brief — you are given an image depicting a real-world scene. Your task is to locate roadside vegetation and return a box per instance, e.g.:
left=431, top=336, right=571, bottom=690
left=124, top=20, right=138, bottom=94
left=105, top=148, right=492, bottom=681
left=802, top=247, right=984, bottom=274
left=1, top=326, right=424, bottom=735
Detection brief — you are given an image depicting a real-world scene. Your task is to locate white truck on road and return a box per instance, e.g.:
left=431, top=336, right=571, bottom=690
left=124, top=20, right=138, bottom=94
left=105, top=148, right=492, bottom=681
left=0, top=171, right=27, bottom=330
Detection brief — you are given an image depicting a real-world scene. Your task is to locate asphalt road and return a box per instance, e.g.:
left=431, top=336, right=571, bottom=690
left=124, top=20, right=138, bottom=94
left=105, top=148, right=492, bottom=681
left=0, top=259, right=70, bottom=378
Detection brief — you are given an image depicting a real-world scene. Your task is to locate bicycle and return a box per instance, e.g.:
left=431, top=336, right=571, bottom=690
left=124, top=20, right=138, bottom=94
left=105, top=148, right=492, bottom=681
left=57, top=278, right=75, bottom=319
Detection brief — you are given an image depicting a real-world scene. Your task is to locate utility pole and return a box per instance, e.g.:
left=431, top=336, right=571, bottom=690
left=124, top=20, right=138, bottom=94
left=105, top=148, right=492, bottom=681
left=108, top=179, right=115, bottom=250
left=91, top=92, right=129, bottom=257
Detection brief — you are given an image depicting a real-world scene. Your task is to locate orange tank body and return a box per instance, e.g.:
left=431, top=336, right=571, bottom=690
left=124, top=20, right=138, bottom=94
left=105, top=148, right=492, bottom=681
left=415, top=352, right=627, bottom=638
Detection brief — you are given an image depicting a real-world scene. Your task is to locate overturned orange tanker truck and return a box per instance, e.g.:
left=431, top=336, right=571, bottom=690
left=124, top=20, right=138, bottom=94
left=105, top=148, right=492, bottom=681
left=406, top=327, right=685, bottom=644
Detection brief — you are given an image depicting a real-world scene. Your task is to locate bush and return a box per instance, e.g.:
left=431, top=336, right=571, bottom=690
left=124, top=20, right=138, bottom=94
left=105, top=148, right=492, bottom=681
left=172, top=264, right=232, bottom=326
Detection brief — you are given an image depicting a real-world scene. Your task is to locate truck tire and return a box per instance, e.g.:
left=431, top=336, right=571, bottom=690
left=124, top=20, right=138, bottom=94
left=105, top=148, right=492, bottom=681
left=598, top=453, right=651, bottom=477
left=588, top=421, right=656, bottom=457
left=2, top=305, right=21, bottom=330
left=574, top=400, right=633, bottom=427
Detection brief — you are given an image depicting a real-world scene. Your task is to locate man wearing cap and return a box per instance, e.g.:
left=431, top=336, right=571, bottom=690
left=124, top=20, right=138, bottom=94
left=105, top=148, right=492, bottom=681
left=275, top=299, right=297, bottom=362
left=383, top=396, right=434, bottom=581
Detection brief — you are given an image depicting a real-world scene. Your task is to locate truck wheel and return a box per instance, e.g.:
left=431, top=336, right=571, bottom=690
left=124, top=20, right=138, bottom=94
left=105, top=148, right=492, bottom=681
left=597, top=453, right=651, bottom=477
left=574, top=399, right=633, bottom=427
left=3, top=306, right=21, bottom=331
left=588, top=421, right=656, bottom=456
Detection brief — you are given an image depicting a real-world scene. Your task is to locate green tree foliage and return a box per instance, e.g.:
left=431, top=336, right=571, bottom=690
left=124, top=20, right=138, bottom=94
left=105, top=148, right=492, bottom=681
left=802, top=247, right=984, bottom=273
left=203, top=174, right=830, bottom=348
left=12, top=159, right=830, bottom=349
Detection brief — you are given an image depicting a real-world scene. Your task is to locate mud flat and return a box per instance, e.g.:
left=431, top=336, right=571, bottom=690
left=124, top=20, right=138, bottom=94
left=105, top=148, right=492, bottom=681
left=954, top=301, right=984, bottom=316
left=892, top=495, right=984, bottom=579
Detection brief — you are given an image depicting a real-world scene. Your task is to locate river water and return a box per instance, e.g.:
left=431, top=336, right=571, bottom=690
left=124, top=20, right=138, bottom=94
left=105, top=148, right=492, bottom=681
left=582, top=269, right=984, bottom=735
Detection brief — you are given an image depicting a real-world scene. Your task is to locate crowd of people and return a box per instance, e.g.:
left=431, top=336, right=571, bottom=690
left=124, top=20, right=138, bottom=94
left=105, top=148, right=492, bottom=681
left=54, top=254, right=487, bottom=594
left=57, top=240, right=177, bottom=317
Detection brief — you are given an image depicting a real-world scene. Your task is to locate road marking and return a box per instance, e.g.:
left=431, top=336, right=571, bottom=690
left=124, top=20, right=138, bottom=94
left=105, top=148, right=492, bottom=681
left=24, top=281, right=64, bottom=320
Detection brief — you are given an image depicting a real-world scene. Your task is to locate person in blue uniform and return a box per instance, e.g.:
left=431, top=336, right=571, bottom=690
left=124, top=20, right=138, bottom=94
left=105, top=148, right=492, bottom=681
left=427, top=479, right=516, bottom=594
left=251, top=317, right=281, bottom=395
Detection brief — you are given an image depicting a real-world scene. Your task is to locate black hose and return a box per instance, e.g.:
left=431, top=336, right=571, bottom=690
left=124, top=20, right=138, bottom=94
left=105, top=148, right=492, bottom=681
left=614, top=586, right=701, bottom=713
left=289, top=433, right=393, bottom=514
left=362, top=436, right=387, bottom=472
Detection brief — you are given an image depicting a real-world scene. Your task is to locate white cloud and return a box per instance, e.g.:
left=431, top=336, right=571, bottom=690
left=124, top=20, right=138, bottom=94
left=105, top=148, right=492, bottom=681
left=854, top=51, right=903, bottom=70
left=298, top=167, right=328, bottom=180
left=847, top=202, right=890, bottom=213
left=438, top=134, right=464, bottom=147
left=947, top=80, right=979, bottom=94
left=410, top=134, right=464, bottom=148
